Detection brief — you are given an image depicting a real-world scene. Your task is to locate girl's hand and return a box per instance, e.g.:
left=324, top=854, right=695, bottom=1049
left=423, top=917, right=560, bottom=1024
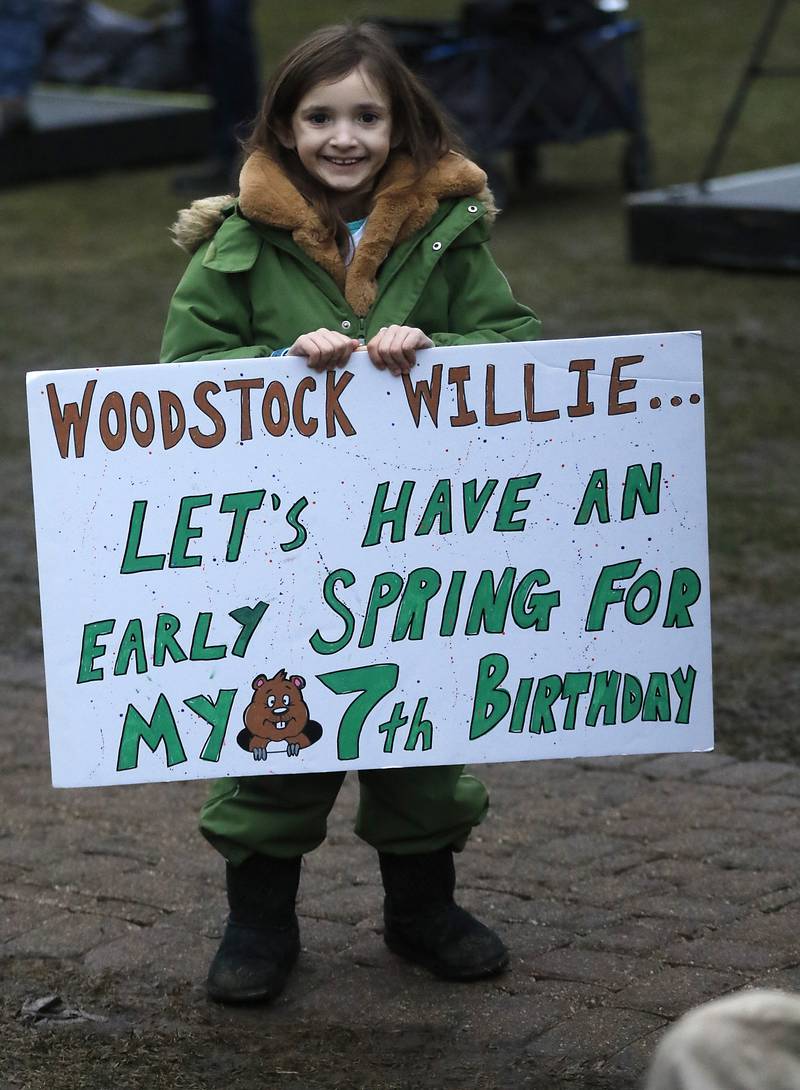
left=288, top=329, right=360, bottom=371
left=366, top=325, right=433, bottom=376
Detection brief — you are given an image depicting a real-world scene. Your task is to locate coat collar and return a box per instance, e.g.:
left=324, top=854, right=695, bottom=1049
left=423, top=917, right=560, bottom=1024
left=238, top=151, right=493, bottom=316
left=172, top=151, right=495, bottom=318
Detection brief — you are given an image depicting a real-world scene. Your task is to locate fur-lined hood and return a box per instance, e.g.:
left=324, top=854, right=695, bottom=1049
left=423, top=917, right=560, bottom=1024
left=172, top=151, right=496, bottom=317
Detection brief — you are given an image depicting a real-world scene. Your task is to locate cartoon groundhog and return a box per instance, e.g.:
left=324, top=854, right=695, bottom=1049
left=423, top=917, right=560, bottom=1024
left=237, top=669, right=323, bottom=759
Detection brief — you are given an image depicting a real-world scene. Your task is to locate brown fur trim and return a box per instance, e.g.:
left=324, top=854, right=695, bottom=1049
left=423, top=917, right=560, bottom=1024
left=477, top=182, right=499, bottom=223
left=343, top=153, right=488, bottom=315
left=239, top=153, right=346, bottom=288
left=173, top=152, right=495, bottom=309
left=171, top=194, right=235, bottom=253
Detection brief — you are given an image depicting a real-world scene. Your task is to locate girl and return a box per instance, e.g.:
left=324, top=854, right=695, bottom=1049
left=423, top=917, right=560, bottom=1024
left=161, top=22, right=541, bottom=1005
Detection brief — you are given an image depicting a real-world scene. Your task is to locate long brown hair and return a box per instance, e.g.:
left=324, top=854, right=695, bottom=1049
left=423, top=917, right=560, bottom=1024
left=245, top=22, right=465, bottom=247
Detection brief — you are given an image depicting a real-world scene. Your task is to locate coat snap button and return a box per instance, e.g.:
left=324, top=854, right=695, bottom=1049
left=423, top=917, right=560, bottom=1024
left=467, top=204, right=479, bottom=213
left=341, top=320, right=352, bottom=330
left=432, top=241, right=442, bottom=251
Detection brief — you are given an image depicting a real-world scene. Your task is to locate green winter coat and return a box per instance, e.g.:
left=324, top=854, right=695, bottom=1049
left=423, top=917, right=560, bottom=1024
left=160, top=151, right=540, bottom=363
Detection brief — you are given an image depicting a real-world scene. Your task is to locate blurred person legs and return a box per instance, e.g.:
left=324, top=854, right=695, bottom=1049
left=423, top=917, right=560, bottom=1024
left=645, top=989, right=800, bottom=1090
left=0, top=0, right=43, bottom=136
left=175, top=0, right=260, bottom=194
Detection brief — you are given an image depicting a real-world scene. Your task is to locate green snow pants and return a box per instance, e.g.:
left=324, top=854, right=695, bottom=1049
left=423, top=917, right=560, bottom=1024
left=199, top=765, right=489, bottom=864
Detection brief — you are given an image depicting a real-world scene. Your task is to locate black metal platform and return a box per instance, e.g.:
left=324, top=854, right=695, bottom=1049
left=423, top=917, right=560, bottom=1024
left=626, top=163, right=800, bottom=272
left=0, top=86, right=212, bottom=188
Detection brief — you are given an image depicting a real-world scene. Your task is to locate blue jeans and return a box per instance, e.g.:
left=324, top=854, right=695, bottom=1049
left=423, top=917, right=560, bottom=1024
left=0, top=0, right=43, bottom=96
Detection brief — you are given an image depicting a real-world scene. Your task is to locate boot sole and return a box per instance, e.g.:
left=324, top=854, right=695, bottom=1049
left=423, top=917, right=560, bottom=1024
left=206, top=981, right=285, bottom=1005
left=384, top=932, right=509, bottom=981
left=206, top=938, right=300, bottom=1005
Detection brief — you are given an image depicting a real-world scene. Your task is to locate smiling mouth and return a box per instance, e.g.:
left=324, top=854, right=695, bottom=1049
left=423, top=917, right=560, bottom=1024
left=324, top=157, right=365, bottom=166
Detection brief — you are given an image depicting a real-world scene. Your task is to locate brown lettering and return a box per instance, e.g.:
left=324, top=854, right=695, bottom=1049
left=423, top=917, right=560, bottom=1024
left=99, top=391, right=126, bottom=451
left=325, top=369, right=356, bottom=438
left=224, top=377, right=264, bottom=441
left=292, top=376, right=318, bottom=437
left=402, top=365, right=443, bottom=427
left=485, top=364, right=522, bottom=427
left=524, top=363, right=560, bottom=422
left=567, top=359, right=595, bottom=418
left=46, top=379, right=96, bottom=459
left=262, top=380, right=290, bottom=437
left=159, top=390, right=185, bottom=450
left=448, top=366, right=478, bottom=427
left=130, top=391, right=155, bottom=448
left=189, top=381, right=226, bottom=448
left=608, top=354, right=642, bottom=416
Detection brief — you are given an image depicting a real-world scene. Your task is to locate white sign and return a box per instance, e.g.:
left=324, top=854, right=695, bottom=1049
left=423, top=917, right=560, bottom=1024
left=27, top=334, right=713, bottom=788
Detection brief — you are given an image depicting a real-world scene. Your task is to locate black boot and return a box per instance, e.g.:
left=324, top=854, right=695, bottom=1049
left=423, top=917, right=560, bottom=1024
left=379, top=847, right=508, bottom=981
left=206, top=853, right=301, bottom=1004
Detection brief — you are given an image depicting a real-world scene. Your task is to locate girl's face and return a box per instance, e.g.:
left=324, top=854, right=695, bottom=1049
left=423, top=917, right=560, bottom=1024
left=284, top=64, right=393, bottom=217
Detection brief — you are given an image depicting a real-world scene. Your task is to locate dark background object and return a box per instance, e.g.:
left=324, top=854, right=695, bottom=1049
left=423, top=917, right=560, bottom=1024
left=628, top=165, right=800, bottom=273
left=1, top=1, right=212, bottom=187
left=0, top=86, right=211, bottom=187
left=699, top=0, right=799, bottom=188
left=41, top=0, right=194, bottom=90
left=374, top=0, right=650, bottom=199
left=627, top=0, right=799, bottom=272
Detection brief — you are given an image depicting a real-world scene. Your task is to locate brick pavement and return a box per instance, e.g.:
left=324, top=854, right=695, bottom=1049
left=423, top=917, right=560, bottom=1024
left=3, top=682, right=800, bottom=1087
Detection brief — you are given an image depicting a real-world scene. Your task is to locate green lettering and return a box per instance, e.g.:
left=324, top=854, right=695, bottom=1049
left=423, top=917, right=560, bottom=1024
left=415, top=480, right=453, bottom=537
left=404, top=698, right=433, bottom=752
left=586, top=671, right=621, bottom=726
left=561, top=672, right=592, bottom=730
left=469, top=653, right=510, bottom=740
left=359, top=572, right=404, bottom=649
left=169, top=494, right=212, bottom=568
left=280, top=496, right=309, bottom=553
left=465, top=568, right=515, bottom=635
left=529, top=674, right=562, bottom=734
left=77, top=619, right=115, bottom=683
left=309, top=569, right=355, bottom=655
left=152, top=613, right=187, bottom=668
left=621, top=462, right=661, bottom=520
left=189, top=612, right=226, bottom=660
left=463, top=479, right=498, bottom=533
left=229, top=600, right=269, bottom=658
left=575, top=469, right=610, bottom=526
left=671, top=665, right=697, bottom=724
left=621, top=674, right=644, bottom=723
left=220, top=489, right=265, bottom=561
left=511, top=569, right=560, bottom=630
left=378, top=702, right=408, bottom=753
left=116, top=694, right=187, bottom=771
left=493, top=474, right=541, bottom=532
left=120, top=500, right=166, bottom=574
left=392, top=567, right=442, bottom=642
left=317, top=663, right=399, bottom=760
left=643, top=672, right=671, bottom=721
left=663, top=568, right=701, bottom=628
left=113, top=618, right=147, bottom=676
left=585, top=559, right=641, bottom=631
left=439, top=571, right=466, bottom=637
left=185, top=689, right=237, bottom=762
left=624, top=570, right=661, bottom=625
left=361, top=480, right=415, bottom=546
left=509, top=677, right=533, bottom=732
